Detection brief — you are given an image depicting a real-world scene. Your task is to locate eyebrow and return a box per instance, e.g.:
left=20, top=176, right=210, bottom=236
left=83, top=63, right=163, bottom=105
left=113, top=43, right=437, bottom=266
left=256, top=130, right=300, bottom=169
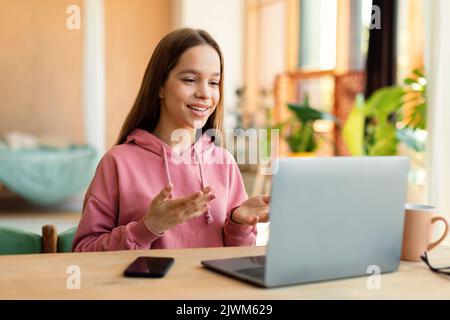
left=177, top=69, right=221, bottom=77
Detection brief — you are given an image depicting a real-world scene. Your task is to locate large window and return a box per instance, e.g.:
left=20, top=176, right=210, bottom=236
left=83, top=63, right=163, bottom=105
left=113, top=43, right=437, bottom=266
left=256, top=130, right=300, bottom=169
left=299, top=0, right=373, bottom=71
left=299, top=0, right=337, bottom=70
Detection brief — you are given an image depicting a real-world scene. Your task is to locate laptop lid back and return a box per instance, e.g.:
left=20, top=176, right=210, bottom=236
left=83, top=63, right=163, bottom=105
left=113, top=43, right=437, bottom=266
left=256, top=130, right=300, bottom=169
left=265, top=157, right=409, bottom=287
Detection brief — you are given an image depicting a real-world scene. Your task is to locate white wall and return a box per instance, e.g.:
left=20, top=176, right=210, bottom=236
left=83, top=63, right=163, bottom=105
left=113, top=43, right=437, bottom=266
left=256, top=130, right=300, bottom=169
left=173, top=0, right=244, bottom=129
left=423, top=0, right=450, bottom=245
left=300, top=0, right=337, bottom=70
left=83, top=0, right=106, bottom=158
left=259, top=1, right=286, bottom=92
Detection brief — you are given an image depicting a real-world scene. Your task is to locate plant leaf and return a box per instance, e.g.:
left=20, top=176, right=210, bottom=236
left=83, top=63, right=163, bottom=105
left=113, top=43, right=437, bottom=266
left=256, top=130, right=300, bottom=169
left=365, top=86, right=405, bottom=117
left=413, top=69, right=424, bottom=78
left=342, top=96, right=366, bottom=156
left=287, top=103, right=337, bottom=122
left=368, top=123, right=398, bottom=155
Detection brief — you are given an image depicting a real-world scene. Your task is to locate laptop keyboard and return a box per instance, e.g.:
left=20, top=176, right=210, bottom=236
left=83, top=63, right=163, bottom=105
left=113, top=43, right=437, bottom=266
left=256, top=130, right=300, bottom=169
left=233, top=256, right=266, bottom=280
left=235, top=267, right=265, bottom=280
left=248, top=255, right=266, bottom=266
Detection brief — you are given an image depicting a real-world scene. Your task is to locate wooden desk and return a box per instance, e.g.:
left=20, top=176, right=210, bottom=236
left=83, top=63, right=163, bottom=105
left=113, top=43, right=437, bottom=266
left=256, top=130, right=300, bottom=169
left=0, top=246, right=449, bottom=299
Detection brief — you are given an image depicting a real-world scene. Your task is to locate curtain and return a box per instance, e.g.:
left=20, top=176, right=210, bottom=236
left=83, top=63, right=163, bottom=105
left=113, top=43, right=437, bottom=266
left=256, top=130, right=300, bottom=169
left=364, top=0, right=398, bottom=98
left=423, top=0, right=450, bottom=245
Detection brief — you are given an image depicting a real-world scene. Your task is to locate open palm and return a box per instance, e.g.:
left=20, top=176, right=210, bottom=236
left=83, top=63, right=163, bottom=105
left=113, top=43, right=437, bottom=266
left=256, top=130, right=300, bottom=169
left=232, top=195, right=270, bottom=226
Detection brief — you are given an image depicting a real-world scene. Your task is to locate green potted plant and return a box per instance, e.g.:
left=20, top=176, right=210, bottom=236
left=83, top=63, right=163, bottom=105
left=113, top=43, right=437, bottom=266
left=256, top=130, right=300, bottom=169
left=343, top=69, right=427, bottom=156
left=277, top=96, right=337, bottom=156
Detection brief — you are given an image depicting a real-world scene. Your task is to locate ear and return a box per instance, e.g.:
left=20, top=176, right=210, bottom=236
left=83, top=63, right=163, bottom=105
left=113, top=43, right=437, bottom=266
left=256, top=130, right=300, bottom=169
left=159, top=87, right=164, bottom=99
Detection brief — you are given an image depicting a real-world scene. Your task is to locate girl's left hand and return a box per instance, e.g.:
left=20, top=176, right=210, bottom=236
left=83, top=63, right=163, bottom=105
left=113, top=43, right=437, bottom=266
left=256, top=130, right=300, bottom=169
left=231, top=195, right=270, bottom=226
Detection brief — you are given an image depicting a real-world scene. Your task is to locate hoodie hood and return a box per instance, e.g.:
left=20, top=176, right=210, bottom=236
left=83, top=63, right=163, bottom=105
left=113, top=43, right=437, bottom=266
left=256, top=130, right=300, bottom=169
left=125, top=128, right=215, bottom=156
left=125, top=128, right=216, bottom=224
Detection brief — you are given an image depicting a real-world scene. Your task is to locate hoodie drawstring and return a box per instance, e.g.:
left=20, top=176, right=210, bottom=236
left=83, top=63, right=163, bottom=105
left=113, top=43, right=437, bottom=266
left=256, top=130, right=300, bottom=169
left=161, top=145, right=173, bottom=198
left=161, top=144, right=213, bottom=225
left=195, top=148, right=213, bottom=224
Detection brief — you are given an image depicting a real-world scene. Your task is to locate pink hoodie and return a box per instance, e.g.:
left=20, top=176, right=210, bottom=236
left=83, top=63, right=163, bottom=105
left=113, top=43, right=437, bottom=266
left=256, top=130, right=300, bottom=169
left=72, top=128, right=256, bottom=251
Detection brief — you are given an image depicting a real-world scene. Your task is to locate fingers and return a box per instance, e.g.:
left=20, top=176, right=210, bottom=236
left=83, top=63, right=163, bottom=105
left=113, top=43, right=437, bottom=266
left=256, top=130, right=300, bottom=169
left=170, top=190, right=203, bottom=207
left=261, top=194, right=270, bottom=204
left=259, top=206, right=270, bottom=214
left=201, top=186, right=212, bottom=195
left=186, top=203, right=210, bottom=218
left=184, top=194, right=215, bottom=218
left=258, top=212, right=269, bottom=223
left=245, top=208, right=269, bottom=225
left=258, top=206, right=270, bottom=222
left=153, top=183, right=173, bottom=204
left=251, top=215, right=259, bottom=227
left=174, top=187, right=214, bottom=205
left=167, top=187, right=216, bottom=220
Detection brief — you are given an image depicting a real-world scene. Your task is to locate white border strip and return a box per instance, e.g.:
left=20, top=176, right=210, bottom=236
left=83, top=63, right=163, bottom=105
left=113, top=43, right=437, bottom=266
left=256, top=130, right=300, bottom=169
left=83, top=0, right=105, bottom=158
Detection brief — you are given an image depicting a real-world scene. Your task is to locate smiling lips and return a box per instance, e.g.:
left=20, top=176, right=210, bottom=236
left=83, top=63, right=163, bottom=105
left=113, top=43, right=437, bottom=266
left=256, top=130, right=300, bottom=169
left=187, top=104, right=211, bottom=117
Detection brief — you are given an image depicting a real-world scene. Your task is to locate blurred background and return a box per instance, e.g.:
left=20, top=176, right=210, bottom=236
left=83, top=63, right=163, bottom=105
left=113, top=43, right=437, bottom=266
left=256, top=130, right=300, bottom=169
left=0, top=0, right=448, bottom=245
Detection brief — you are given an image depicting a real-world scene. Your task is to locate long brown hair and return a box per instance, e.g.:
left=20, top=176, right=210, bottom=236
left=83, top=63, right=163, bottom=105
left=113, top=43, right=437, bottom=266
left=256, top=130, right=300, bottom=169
left=116, top=28, right=224, bottom=145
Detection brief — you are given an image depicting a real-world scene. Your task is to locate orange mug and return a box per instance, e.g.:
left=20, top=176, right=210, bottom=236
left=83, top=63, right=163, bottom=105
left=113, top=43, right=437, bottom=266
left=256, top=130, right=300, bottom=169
left=401, top=203, right=449, bottom=262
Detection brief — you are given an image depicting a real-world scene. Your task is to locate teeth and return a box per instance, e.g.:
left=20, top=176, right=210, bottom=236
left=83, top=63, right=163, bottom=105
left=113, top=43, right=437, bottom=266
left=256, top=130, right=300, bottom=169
left=188, top=105, right=208, bottom=111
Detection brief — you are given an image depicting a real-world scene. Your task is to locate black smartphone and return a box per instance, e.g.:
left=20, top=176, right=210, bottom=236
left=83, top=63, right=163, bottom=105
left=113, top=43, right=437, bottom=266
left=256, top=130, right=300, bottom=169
left=123, top=256, right=174, bottom=278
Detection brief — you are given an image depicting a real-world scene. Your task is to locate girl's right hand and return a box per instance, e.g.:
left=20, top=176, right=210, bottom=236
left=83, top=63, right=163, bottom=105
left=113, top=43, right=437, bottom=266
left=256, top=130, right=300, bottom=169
left=143, top=183, right=216, bottom=235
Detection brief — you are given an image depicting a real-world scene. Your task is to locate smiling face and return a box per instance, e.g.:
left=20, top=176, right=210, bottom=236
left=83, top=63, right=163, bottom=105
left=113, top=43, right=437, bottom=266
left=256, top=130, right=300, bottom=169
left=158, top=45, right=221, bottom=132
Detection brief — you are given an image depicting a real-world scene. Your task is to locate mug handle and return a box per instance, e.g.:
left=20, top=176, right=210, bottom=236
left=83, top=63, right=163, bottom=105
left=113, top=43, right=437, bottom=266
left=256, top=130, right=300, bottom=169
left=427, top=216, right=449, bottom=251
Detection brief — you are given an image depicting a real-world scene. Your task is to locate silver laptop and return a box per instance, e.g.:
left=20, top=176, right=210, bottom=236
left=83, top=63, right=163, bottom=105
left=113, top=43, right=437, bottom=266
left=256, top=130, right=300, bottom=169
left=201, top=157, right=409, bottom=288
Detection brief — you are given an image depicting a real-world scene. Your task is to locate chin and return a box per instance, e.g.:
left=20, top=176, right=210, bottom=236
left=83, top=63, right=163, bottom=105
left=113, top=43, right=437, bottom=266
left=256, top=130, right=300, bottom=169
left=188, top=120, right=207, bottom=130
left=185, top=115, right=210, bottom=129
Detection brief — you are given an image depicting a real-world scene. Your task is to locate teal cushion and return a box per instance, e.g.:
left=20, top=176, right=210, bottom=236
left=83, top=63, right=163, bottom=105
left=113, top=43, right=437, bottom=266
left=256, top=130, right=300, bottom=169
left=57, top=226, right=77, bottom=253
left=0, top=145, right=97, bottom=205
left=0, top=225, right=42, bottom=255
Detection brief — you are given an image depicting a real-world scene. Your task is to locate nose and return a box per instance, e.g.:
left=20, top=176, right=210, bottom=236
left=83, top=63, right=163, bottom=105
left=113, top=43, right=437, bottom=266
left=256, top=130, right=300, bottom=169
left=194, top=81, right=212, bottom=99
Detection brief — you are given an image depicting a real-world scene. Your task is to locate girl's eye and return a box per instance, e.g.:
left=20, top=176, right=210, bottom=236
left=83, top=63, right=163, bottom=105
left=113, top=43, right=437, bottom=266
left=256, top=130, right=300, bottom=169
left=183, top=78, right=219, bottom=86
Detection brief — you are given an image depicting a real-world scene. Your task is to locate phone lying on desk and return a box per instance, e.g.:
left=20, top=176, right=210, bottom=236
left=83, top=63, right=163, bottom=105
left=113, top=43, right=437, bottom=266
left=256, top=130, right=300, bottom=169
left=123, top=257, right=174, bottom=278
